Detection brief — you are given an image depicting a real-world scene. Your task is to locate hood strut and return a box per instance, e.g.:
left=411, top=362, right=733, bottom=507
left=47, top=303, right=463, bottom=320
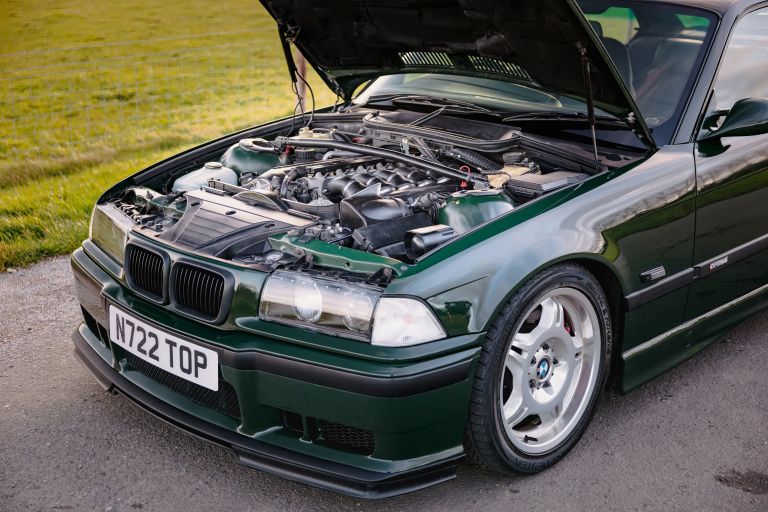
left=278, top=25, right=299, bottom=87
left=579, top=44, right=600, bottom=172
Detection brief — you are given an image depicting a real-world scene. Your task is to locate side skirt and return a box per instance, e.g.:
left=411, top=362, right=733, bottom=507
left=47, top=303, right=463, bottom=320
left=620, top=281, right=768, bottom=392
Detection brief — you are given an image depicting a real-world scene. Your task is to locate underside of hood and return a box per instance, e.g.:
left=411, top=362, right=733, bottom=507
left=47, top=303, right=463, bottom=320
left=259, top=0, right=653, bottom=145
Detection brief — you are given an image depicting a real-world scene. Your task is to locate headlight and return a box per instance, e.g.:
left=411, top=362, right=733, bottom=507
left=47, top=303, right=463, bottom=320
left=259, top=270, right=381, bottom=340
left=258, top=271, right=445, bottom=346
left=371, top=297, right=446, bottom=347
left=89, top=203, right=133, bottom=265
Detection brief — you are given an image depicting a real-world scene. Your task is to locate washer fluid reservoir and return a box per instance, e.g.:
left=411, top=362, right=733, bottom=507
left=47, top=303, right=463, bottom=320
left=220, top=138, right=281, bottom=175
left=172, top=162, right=238, bottom=193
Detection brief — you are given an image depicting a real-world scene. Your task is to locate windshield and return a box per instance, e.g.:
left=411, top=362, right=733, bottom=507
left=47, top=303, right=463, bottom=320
left=354, top=74, right=607, bottom=115
left=354, top=1, right=716, bottom=146
left=579, top=1, right=716, bottom=143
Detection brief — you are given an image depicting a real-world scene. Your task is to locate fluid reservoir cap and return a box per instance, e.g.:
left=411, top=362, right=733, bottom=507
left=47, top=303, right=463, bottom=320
left=296, top=126, right=332, bottom=140
left=204, top=162, right=223, bottom=169
left=239, top=138, right=278, bottom=153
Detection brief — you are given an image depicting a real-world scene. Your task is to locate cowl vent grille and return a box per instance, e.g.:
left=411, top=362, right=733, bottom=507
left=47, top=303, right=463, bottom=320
left=398, top=52, right=535, bottom=83
left=467, top=55, right=532, bottom=81
left=399, top=51, right=453, bottom=67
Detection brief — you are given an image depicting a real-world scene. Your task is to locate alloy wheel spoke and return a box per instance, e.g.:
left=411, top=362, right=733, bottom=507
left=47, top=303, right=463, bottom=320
left=537, top=404, right=560, bottom=429
left=510, top=332, right=538, bottom=355
left=503, top=395, right=529, bottom=427
left=538, top=297, right=563, bottom=332
left=504, top=347, right=529, bottom=374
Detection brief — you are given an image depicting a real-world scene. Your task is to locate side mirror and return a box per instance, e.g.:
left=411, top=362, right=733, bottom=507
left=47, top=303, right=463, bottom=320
left=700, top=97, right=768, bottom=141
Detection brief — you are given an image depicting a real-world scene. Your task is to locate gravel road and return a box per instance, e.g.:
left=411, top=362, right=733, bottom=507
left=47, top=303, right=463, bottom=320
left=1, top=256, right=767, bottom=512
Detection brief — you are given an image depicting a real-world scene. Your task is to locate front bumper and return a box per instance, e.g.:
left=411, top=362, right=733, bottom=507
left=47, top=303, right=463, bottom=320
left=70, top=243, right=483, bottom=498
left=73, top=324, right=460, bottom=497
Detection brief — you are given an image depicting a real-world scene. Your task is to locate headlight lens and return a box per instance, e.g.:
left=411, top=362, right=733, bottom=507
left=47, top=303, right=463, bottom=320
left=259, top=270, right=446, bottom=347
left=89, top=203, right=133, bottom=265
left=259, top=270, right=382, bottom=339
left=259, top=271, right=446, bottom=346
left=371, top=297, right=446, bottom=347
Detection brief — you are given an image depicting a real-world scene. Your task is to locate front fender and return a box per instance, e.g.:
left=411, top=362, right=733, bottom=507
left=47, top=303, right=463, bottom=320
left=388, top=145, right=697, bottom=336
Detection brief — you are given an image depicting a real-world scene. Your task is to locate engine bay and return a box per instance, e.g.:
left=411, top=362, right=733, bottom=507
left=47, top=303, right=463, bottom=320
left=108, top=112, right=605, bottom=268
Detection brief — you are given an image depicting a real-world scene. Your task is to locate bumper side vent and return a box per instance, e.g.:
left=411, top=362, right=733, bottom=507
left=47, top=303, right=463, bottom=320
left=124, top=352, right=241, bottom=420
left=317, top=419, right=375, bottom=455
left=125, top=245, right=165, bottom=301
left=281, top=411, right=304, bottom=437
left=81, top=307, right=109, bottom=347
left=81, top=306, right=100, bottom=336
left=171, top=263, right=226, bottom=322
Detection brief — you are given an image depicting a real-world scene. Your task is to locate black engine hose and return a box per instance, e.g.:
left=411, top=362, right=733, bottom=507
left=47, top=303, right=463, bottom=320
left=279, top=165, right=310, bottom=198
left=445, top=147, right=503, bottom=172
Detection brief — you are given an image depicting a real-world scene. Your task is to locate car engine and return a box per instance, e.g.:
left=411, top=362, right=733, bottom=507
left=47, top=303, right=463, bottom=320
left=106, top=117, right=591, bottom=269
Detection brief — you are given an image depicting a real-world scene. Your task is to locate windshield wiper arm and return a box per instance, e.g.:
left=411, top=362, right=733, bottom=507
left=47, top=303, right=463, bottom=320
left=410, top=103, right=502, bottom=126
left=365, top=94, right=499, bottom=117
left=501, top=111, right=626, bottom=127
left=390, top=94, right=495, bottom=111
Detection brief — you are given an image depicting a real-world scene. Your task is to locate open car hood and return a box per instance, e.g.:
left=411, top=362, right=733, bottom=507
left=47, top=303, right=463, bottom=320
left=259, top=0, right=654, bottom=147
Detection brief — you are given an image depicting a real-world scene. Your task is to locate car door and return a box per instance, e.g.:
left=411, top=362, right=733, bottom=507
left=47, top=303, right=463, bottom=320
left=686, top=5, right=768, bottom=323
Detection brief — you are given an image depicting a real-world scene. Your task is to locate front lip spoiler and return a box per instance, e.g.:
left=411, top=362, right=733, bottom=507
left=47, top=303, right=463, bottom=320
left=72, top=324, right=461, bottom=499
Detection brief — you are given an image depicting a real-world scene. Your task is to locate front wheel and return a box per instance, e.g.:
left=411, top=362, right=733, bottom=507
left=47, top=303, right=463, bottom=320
left=466, top=263, right=612, bottom=473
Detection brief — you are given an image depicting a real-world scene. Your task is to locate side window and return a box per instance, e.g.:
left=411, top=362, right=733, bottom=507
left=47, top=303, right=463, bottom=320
left=711, top=8, right=768, bottom=112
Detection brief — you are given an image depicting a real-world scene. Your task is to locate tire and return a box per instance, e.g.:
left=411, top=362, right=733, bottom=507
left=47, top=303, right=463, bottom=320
left=465, top=262, right=612, bottom=474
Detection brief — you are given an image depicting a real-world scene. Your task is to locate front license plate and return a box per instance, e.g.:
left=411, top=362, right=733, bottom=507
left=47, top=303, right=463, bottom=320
left=108, top=305, right=219, bottom=391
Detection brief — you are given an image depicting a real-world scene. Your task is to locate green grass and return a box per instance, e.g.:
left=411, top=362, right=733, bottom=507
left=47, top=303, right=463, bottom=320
left=0, top=0, right=334, bottom=270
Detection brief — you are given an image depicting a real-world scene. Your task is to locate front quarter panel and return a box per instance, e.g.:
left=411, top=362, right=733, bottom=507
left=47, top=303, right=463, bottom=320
left=390, top=145, right=697, bottom=350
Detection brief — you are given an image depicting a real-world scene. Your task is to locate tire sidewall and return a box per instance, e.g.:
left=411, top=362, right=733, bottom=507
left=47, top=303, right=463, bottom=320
left=483, top=265, right=612, bottom=470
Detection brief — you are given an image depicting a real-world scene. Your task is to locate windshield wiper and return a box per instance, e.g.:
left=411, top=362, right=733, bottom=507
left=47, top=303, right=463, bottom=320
left=365, top=94, right=626, bottom=126
left=501, top=111, right=625, bottom=127
left=390, top=94, right=495, bottom=111
left=364, top=94, right=501, bottom=124
left=366, top=94, right=493, bottom=111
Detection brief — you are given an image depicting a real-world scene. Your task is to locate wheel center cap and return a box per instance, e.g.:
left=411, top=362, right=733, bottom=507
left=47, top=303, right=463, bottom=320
left=536, top=357, right=551, bottom=380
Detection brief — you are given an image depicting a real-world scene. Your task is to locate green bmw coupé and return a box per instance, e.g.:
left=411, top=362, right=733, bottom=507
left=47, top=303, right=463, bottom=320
left=71, top=0, right=768, bottom=498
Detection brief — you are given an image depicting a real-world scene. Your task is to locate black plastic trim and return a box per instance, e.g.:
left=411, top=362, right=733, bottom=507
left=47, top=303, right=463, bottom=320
left=625, top=268, right=695, bottom=310
left=625, top=231, right=768, bottom=310
left=72, top=325, right=460, bottom=498
left=241, top=350, right=473, bottom=398
left=694, top=231, right=768, bottom=278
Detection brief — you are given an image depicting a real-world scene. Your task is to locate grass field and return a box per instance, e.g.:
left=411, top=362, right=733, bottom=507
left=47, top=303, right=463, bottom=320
left=0, top=0, right=334, bottom=270
left=0, top=3, right=648, bottom=271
